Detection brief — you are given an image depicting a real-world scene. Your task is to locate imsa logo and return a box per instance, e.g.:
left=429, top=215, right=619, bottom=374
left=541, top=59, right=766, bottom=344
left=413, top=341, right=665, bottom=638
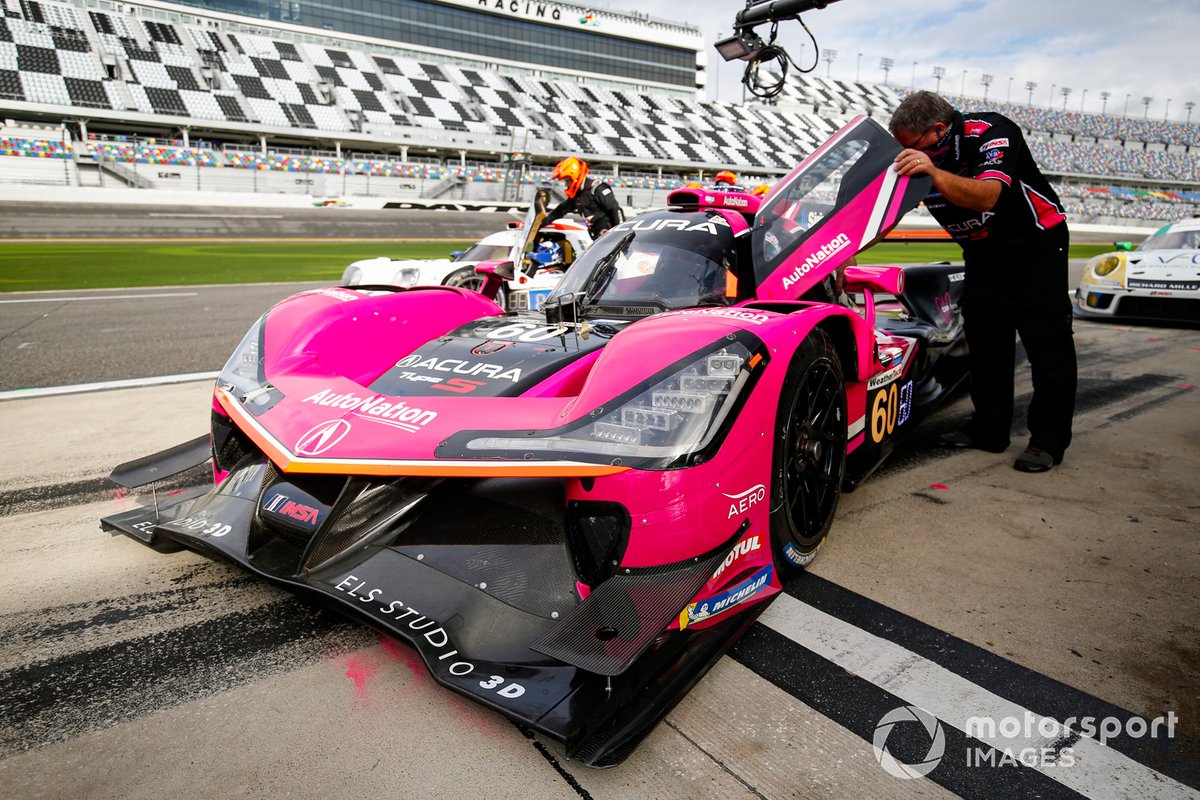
left=261, top=483, right=329, bottom=531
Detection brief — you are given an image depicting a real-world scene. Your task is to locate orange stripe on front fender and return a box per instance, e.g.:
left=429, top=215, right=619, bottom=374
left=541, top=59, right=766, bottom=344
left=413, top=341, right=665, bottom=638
left=215, top=387, right=630, bottom=478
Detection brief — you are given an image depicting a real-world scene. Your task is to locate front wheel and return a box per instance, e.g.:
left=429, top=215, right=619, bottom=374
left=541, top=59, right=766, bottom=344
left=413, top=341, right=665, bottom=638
left=770, top=328, right=846, bottom=574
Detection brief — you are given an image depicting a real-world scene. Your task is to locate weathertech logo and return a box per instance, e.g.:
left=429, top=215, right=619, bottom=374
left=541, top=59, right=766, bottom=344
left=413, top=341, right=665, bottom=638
left=782, top=233, right=851, bottom=289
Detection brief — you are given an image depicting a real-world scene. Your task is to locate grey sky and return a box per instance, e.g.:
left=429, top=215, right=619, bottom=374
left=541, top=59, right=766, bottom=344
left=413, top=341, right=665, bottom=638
left=607, top=0, right=1194, bottom=122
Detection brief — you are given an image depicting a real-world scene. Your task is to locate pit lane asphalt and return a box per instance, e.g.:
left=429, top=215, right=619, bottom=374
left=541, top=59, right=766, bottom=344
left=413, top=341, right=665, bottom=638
left=0, top=306, right=1197, bottom=797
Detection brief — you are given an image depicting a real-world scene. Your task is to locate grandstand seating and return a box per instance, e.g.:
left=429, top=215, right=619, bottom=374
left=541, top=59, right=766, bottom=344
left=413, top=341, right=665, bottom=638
left=0, top=0, right=1196, bottom=225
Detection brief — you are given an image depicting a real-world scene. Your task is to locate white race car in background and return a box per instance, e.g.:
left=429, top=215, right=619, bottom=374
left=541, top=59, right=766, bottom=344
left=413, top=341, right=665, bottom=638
left=341, top=213, right=591, bottom=311
left=1075, top=217, right=1200, bottom=324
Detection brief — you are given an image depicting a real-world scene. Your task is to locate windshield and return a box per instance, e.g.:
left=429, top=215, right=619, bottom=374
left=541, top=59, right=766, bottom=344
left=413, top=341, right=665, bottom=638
left=455, top=242, right=513, bottom=262
left=1140, top=226, right=1200, bottom=251
left=548, top=211, right=737, bottom=311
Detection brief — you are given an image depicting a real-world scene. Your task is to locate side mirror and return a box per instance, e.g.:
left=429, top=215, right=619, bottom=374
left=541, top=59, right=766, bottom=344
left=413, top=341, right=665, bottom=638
left=1114, top=241, right=1134, bottom=251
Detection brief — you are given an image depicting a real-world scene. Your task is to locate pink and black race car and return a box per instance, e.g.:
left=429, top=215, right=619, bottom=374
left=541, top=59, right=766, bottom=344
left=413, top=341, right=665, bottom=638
left=103, top=117, right=967, bottom=766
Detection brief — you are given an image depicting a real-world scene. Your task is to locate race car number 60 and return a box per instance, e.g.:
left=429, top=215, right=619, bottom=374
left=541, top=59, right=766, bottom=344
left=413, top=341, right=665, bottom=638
left=481, top=321, right=568, bottom=341
left=870, top=383, right=899, bottom=443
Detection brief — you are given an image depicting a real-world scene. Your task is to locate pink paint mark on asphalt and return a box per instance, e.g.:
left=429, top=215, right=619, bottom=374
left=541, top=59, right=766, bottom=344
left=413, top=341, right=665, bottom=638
left=1182, top=384, right=1195, bottom=390
left=1148, top=337, right=1162, bottom=342
left=344, top=658, right=376, bottom=696
left=930, top=483, right=949, bottom=490
left=112, top=487, right=128, bottom=501
left=375, top=634, right=432, bottom=686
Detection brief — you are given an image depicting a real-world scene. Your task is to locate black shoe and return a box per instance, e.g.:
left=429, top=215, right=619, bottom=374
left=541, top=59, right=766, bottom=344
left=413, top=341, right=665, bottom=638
left=1013, top=447, right=1061, bottom=473
left=938, top=430, right=1008, bottom=453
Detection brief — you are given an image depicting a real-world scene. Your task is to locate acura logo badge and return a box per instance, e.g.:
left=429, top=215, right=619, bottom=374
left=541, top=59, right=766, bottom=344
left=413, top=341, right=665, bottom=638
left=295, top=419, right=351, bottom=456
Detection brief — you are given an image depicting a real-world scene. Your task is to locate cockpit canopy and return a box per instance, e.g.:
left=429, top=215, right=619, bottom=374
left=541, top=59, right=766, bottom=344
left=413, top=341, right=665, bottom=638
left=546, top=210, right=741, bottom=313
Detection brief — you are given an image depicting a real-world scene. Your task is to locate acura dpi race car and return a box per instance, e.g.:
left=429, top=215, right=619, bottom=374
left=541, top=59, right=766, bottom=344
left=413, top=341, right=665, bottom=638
left=342, top=189, right=591, bottom=312
left=1075, top=217, right=1200, bottom=324
left=102, top=117, right=967, bottom=767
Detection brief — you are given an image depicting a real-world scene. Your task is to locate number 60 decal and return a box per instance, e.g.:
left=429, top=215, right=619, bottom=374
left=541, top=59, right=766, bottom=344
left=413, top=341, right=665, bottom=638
left=870, top=383, right=900, bottom=443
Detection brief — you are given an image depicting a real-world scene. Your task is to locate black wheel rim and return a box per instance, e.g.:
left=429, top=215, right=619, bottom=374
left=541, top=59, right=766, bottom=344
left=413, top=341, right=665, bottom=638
left=782, top=360, right=845, bottom=546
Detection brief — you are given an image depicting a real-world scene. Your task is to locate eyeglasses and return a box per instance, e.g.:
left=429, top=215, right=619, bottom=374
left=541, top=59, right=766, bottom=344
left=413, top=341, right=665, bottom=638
left=917, top=123, right=946, bottom=154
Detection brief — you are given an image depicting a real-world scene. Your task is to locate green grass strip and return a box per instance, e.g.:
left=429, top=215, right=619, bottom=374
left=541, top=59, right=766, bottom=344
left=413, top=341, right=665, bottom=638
left=0, top=240, right=472, bottom=292
left=0, top=240, right=1114, bottom=293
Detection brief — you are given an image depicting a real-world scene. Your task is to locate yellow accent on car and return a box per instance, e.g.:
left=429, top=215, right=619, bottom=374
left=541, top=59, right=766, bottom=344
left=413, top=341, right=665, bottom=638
left=1093, top=254, right=1122, bottom=276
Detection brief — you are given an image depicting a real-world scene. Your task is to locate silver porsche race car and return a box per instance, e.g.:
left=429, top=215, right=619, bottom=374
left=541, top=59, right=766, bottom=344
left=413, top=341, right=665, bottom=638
left=1075, top=217, right=1200, bottom=324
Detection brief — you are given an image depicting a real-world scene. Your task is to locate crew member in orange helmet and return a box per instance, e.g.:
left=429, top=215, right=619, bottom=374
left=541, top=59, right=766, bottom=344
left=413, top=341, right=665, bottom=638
left=713, top=169, right=738, bottom=186
left=543, top=156, right=624, bottom=240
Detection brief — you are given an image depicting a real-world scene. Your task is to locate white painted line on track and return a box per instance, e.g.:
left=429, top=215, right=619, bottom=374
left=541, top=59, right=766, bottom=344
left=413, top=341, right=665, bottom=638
left=761, top=594, right=1195, bottom=799
left=0, top=292, right=197, bottom=304
left=0, top=372, right=218, bottom=400
left=148, top=213, right=284, bottom=219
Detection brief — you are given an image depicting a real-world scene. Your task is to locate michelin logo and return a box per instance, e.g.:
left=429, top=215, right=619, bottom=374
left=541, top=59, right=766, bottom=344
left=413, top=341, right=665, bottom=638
left=679, top=565, right=772, bottom=629
left=781, top=233, right=851, bottom=289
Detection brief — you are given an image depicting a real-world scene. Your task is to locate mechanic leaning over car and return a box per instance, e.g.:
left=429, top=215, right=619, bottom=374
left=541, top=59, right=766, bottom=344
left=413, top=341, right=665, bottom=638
left=891, top=91, right=1076, bottom=474
left=543, top=156, right=624, bottom=240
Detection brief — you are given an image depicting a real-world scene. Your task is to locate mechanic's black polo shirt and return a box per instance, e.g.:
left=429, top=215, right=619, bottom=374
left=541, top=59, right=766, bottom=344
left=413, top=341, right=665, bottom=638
left=922, top=111, right=1068, bottom=307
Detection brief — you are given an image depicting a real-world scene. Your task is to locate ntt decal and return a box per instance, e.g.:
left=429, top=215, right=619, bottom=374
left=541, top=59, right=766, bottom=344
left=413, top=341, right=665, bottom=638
left=781, top=233, right=852, bottom=289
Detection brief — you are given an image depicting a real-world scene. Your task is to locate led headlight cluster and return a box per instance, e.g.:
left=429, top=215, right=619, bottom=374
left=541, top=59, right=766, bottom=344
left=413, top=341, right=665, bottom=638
left=463, top=340, right=760, bottom=465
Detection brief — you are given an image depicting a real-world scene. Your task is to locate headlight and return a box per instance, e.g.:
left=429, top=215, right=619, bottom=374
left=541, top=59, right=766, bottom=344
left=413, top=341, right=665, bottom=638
left=1093, top=255, right=1121, bottom=276
left=217, top=316, right=267, bottom=399
left=446, top=332, right=767, bottom=470
left=393, top=267, right=420, bottom=287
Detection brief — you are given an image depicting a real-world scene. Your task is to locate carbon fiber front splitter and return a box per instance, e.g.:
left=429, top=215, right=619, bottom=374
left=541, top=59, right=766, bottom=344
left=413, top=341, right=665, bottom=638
left=101, top=453, right=762, bottom=767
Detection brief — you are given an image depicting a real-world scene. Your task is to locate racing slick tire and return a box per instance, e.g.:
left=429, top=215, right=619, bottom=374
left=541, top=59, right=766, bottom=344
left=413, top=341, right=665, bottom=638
left=769, top=327, right=847, bottom=574
left=444, top=266, right=504, bottom=308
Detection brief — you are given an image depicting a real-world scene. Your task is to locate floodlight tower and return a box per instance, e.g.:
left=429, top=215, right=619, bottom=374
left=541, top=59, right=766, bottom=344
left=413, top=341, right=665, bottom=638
left=1100, top=91, right=1111, bottom=114
left=1142, top=96, right=1153, bottom=118
left=823, top=48, right=838, bottom=78
left=879, top=57, right=894, bottom=86
left=981, top=73, right=993, bottom=101
left=933, top=65, right=946, bottom=93
left=1186, top=101, right=1196, bottom=124
left=1025, top=80, right=1037, bottom=105
left=1060, top=86, right=1071, bottom=111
